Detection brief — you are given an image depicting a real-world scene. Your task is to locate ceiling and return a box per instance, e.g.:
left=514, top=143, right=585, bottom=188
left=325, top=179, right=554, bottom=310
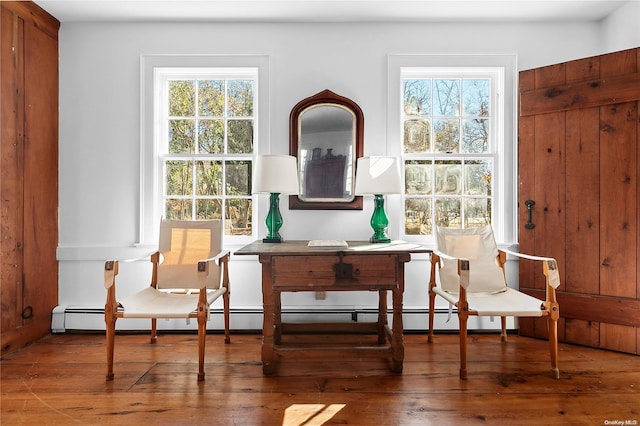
left=34, top=0, right=627, bottom=23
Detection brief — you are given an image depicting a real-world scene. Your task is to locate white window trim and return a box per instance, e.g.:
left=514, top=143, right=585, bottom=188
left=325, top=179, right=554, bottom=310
left=387, top=54, right=517, bottom=246
left=140, top=54, right=270, bottom=247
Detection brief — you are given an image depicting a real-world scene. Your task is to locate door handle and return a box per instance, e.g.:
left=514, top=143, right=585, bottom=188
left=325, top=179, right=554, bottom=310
left=524, top=200, right=535, bottom=229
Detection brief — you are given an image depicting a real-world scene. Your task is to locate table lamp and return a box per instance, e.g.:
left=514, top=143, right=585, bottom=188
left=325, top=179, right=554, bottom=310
left=252, top=155, right=300, bottom=243
left=355, top=156, right=401, bottom=243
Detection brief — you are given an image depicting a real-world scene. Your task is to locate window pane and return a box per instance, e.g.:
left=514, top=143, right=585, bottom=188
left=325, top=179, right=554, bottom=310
left=165, top=199, right=192, bottom=220
left=433, top=119, right=459, bottom=153
left=462, top=79, right=489, bottom=117
left=226, top=198, right=252, bottom=236
left=198, top=80, right=224, bottom=117
left=196, top=160, right=222, bottom=196
left=196, top=199, right=222, bottom=220
left=465, top=198, right=491, bottom=228
left=405, top=160, right=432, bottom=195
left=198, top=119, right=224, bottom=154
left=403, top=119, right=430, bottom=153
left=403, top=79, right=431, bottom=116
left=465, top=160, right=492, bottom=196
left=166, top=160, right=193, bottom=196
left=227, top=80, right=254, bottom=117
left=169, top=80, right=194, bottom=117
left=435, top=161, right=461, bottom=195
left=227, top=120, right=253, bottom=154
left=462, top=118, right=489, bottom=153
left=226, top=160, right=251, bottom=196
left=169, top=119, right=195, bottom=154
left=433, top=79, right=460, bottom=116
left=405, top=198, right=432, bottom=235
left=435, top=198, right=461, bottom=228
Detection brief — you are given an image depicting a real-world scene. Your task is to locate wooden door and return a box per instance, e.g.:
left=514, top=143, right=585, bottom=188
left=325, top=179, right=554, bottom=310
left=518, top=48, right=640, bottom=354
left=1, top=2, right=59, bottom=354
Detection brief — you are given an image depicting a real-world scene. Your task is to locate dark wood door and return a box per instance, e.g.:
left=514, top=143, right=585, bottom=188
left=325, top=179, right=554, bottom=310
left=518, top=48, right=640, bottom=354
left=1, top=2, right=59, bottom=354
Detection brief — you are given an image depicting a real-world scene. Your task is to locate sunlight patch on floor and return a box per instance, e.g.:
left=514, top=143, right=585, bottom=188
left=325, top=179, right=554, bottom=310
left=282, top=404, right=346, bottom=426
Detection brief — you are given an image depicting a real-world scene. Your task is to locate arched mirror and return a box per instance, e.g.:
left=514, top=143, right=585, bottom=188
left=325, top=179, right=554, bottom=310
left=289, top=90, right=363, bottom=210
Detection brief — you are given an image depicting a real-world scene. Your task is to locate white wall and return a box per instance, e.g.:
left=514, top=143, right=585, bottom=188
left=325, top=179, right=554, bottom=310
left=55, top=16, right=636, bottom=331
left=602, top=0, right=640, bottom=52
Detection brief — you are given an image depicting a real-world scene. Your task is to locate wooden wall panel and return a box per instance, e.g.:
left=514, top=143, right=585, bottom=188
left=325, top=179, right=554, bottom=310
left=517, top=70, right=535, bottom=290
left=519, top=47, right=639, bottom=355
left=599, top=101, right=637, bottom=298
left=22, top=16, right=59, bottom=339
left=565, top=108, right=600, bottom=295
left=564, top=318, right=599, bottom=348
left=533, top=112, right=566, bottom=290
left=0, top=2, right=58, bottom=354
left=565, top=56, right=600, bottom=83
left=0, top=8, right=23, bottom=336
left=600, top=323, right=637, bottom=353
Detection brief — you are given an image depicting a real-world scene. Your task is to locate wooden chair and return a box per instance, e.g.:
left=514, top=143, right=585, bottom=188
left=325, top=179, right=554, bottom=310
left=428, top=225, right=560, bottom=379
left=103, top=219, right=230, bottom=381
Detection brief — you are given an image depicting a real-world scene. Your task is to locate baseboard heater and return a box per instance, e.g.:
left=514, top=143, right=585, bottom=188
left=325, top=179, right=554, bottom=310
left=52, top=305, right=516, bottom=333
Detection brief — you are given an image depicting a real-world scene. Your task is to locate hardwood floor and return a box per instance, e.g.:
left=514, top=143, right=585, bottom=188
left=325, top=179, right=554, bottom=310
left=1, top=331, right=638, bottom=425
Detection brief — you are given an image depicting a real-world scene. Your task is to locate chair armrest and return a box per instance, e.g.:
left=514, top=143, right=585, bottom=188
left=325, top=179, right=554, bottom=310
left=501, top=248, right=554, bottom=262
left=501, top=249, right=560, bottom=289
left=103, top=251, right=158, bottom=289
left=198, top=250, right=230, bottom=267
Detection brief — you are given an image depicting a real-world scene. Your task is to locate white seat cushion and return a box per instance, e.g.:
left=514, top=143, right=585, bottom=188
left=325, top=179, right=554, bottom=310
left=120, top=286, right=227, bottom=318
left=433, top=286, right=544, bottom=317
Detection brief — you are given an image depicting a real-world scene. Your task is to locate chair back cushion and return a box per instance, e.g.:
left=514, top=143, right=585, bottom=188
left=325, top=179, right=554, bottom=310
left=157, top=219, right=222, bottom=290
left=436, top=225, right=507, bottom=294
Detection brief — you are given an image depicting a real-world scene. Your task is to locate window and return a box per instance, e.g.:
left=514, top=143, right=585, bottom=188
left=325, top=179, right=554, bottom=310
left=157, top=69, right=255, bottom=237
left=388, top=56, right=516, bottom=244
left=402, top=70, right=496, bottom=234
left=141, top=56, right=269, bottom=246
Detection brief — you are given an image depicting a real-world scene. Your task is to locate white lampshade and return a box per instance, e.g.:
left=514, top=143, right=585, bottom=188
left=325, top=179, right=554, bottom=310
left=252, top=155, right=300, bottom=194
left=355, top=156, right=402, bottom=195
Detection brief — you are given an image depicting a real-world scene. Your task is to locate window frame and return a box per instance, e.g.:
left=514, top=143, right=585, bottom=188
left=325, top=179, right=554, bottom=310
left=387, top=54, right=517, bottom=246
left=140, top=55, right=269, bottom=247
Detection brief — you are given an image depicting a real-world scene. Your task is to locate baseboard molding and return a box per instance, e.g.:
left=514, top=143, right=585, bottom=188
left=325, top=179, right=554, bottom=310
left=52, top=305, right=516, bottom=333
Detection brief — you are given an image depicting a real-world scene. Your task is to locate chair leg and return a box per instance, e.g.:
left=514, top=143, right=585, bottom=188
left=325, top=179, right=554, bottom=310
left=223, top=290, right=231, bottom=344
left=549, top=315, right=560, bottom=379
left=105, top=316, right=116, bottom=381
left=501, top=316, right=508, bottom=342
left=458, top=306, right=468, bottom=380
left=427, top=289, right=436, bottom=343
left=197, top=314, right=206, bottom=381
left=151, top=318, right=158, bottom=344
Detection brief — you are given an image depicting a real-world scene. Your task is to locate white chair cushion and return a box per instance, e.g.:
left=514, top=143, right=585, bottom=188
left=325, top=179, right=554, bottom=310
left=119, top=286, right=227, bottom=318
left=433, top=286, right=544, bottom=317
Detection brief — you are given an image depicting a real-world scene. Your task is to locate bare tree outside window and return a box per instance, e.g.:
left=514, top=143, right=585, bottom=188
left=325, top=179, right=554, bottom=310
left=401, top=74, right=494, bottom=236
left=163, top=76, right=255, bottom=236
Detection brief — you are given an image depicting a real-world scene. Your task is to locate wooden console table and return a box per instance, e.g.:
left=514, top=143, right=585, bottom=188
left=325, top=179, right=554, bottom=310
left=235, top=240, right=429, bottom=374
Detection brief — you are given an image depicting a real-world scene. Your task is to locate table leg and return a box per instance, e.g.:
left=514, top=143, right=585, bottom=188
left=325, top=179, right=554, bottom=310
left=261, top=258, right=276, bottom=375
left=274, top=291, right=282, bottom=345
left=391, top=264, right=405, bottom=373
left=377, top=290, right=388, bottom=344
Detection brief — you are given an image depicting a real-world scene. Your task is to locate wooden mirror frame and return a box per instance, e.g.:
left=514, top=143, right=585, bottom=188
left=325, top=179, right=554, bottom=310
left=289, top=89, right=364, bottom=210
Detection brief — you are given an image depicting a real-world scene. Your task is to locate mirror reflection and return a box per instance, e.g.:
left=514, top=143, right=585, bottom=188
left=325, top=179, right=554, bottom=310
left=298, top=104, right=355, bottom=202
left=289, top=89, right=363, bottom=210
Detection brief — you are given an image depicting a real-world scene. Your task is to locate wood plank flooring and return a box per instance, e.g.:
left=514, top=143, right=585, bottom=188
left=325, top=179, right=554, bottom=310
left=1, top=332, right=638, bottom=425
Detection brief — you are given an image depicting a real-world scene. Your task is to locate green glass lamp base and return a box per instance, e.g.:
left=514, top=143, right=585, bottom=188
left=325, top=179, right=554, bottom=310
left=369, top=194, right=391, bottom=244
left=370, top=236, right=391, bottom=244
left=264, top=192, right=284, bottom=243
left=263, top=236, right=283, bottom=243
